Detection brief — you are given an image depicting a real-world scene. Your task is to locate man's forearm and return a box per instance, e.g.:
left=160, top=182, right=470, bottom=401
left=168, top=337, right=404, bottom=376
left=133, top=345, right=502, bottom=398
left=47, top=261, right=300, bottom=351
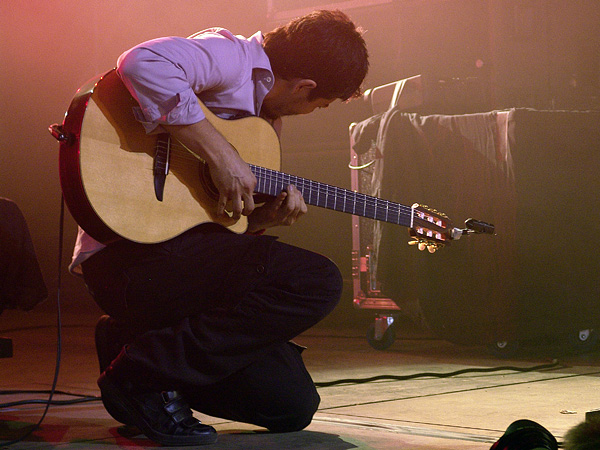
left=162, top=119, right=233, bottom=166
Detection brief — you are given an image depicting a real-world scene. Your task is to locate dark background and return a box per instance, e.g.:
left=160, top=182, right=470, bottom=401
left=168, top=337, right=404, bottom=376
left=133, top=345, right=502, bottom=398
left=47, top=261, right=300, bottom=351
left=1, top=0, right=598, bottom=330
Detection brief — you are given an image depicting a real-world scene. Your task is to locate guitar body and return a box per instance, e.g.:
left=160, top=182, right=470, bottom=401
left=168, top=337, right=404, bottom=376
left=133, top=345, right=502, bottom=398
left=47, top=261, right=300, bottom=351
left=59, top=70, right=281, bottom=244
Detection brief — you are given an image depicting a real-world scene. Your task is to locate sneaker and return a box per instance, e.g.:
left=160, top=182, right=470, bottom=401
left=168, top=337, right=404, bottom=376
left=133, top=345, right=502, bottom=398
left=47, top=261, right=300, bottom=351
left=98, top=371, right=218, bottom=446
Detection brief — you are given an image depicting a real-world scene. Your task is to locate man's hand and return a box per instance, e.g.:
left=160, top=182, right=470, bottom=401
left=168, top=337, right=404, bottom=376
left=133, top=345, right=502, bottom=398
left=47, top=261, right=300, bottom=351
left=163, top=119, right=256, bottom=220
left=247, top=185, right=307, bottom=233
left=207, top=149, right=256, bottom=220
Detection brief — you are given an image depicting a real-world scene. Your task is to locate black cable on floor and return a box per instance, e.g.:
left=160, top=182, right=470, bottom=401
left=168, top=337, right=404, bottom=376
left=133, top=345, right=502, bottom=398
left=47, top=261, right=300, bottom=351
left=0, top=389, right=100, bottom=409
left=314, top=359, right=563, bottom=388
left=0, top=389, right=97, bottom=398
left=0, top=197, right=66, bottom=447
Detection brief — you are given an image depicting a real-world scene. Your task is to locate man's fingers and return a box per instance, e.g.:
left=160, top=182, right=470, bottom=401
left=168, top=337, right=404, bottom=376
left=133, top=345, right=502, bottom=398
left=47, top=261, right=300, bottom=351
left=281, top=185, right=306, bottom=224
left=217, top=193, right=256, bottom=220
left=231, top=196, right=243, bottom=221
left=274, top=191, right=287, bottom=207
left=286, top=185, right=305, bottom=209
left=242, top=193, right=256, bottom=216
left=217, top=195, right=228, bottom=217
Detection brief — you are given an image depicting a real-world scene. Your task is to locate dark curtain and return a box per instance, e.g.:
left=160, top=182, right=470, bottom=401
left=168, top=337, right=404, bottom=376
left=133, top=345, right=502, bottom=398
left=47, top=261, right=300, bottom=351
left=351, top=108, right=599, bottom=345
left=0, top=198, right=47, bottom=313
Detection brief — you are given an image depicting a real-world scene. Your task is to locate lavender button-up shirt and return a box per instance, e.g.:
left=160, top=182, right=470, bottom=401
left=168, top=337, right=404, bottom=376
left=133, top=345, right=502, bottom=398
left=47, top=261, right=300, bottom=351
left=117, top=28, right=274, bottom=131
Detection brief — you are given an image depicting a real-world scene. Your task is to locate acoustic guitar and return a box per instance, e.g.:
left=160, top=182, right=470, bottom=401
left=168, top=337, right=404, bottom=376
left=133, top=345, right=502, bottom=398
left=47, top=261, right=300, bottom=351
left=50, top=70, right=492, bottom=250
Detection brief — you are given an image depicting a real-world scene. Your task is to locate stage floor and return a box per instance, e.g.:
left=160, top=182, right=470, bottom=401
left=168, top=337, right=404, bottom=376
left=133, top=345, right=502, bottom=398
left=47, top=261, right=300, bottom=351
left=1, top=301, right=599, bottom=449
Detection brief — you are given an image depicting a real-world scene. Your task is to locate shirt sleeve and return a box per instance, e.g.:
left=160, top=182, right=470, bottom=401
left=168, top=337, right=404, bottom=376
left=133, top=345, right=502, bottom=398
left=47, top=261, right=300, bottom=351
left=116, top=32, right=247, bottom=132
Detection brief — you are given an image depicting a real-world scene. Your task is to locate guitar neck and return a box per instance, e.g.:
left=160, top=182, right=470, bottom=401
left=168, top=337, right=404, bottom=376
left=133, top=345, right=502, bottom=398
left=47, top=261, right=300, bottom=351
left=251, top=165, right=413, bottom=227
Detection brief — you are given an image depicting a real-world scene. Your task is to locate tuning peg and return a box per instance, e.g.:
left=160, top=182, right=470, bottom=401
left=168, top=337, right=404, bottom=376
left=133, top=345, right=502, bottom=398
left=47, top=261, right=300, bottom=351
left=408, top=239, right=426, bottom=251
left=409, top=238, right=442, bottom=253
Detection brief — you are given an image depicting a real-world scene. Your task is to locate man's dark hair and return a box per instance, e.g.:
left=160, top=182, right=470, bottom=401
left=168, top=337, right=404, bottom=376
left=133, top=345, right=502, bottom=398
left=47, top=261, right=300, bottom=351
left=263, top=10, right=369, bottom=101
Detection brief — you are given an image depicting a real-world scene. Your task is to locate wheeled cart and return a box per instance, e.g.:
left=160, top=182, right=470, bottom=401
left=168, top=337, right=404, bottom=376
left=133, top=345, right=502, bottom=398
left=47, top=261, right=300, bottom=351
left=348, top=76, right=429, bottom=350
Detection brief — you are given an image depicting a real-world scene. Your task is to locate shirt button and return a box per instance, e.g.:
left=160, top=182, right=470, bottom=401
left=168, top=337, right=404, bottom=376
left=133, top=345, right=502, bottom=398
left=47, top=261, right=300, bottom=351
left=265, top=76, right=272, bottom=83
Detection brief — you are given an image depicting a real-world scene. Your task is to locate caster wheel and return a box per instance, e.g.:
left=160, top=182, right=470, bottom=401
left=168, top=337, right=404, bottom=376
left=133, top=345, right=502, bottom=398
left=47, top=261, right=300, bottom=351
left=488, top=340, right=519, bottom=358
left=366, top=323, right=396, bottom=350
left=568, top=329, right=598, bottom=352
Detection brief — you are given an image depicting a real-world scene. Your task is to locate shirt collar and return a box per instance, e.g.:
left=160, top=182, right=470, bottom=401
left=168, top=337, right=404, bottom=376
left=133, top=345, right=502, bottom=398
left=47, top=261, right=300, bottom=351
left=247, top=31, right=272, bottom=72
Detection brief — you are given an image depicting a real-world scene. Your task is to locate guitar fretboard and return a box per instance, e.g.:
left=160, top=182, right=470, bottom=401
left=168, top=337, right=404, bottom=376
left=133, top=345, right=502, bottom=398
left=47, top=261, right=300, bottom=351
left=251, top=165, right=413, bottom=227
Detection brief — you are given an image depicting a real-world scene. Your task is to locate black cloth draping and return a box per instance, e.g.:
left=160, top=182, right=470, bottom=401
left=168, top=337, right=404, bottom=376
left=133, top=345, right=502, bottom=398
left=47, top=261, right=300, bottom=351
left=351, top=108, right=599, bottom=344
left=0, top=198, right=47, bottom=313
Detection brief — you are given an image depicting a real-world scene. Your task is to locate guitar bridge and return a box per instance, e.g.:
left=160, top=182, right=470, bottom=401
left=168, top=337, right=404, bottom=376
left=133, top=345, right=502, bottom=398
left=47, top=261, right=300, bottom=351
left=153, top=134, right=171, bottom=202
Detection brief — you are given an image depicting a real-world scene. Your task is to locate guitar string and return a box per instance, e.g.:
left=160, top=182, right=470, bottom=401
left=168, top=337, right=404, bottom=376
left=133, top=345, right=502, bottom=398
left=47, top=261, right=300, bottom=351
left=159, top=142, right=416, bottom=223
left=157, top=142, right=418, bottom=222
left=252, top=166, right=414, bottom=223
left=159, top=142, right=411, bottom=211
left=159, top=141, right=413, bottom=215
left=156, top=145, right=450, bottom=238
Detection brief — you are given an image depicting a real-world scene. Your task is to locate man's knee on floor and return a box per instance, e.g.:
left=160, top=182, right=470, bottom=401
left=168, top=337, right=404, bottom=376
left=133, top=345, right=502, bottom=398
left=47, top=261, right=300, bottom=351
left=264, top=389, right=320, bottom=433
left=322, top=255, right=343, bottom=294
left=311, top=254, right=344, bottom=318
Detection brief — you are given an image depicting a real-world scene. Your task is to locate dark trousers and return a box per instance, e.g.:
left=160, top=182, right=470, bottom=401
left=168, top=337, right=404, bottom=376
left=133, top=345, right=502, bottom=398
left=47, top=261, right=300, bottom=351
left=82, top=223, right=342, bottom=431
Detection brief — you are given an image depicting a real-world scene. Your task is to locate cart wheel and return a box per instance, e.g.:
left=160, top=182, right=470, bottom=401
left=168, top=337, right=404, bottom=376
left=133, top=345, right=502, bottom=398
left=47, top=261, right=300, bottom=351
left=367, top=323, right=396, bottom=350
left=568, top=329, right=598, bottom=352
left=488, top=340, right=519, bottom=358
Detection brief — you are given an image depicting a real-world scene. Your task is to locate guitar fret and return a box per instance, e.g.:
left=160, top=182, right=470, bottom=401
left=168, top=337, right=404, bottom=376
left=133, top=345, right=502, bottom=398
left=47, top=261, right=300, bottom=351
left=345, top=191, right=354, bottom=213
left=333, top=186, right=337, bottom=211
left=257, top=166, right=263, bottom=192
left=315, top=182, right=320, bottom=206
left=374, top=199, right=383, bottom=222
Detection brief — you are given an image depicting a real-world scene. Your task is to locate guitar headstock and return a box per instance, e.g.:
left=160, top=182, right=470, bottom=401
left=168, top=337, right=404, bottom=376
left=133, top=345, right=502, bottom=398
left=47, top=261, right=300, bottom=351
left=408, top=203, right=453, bottom=253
